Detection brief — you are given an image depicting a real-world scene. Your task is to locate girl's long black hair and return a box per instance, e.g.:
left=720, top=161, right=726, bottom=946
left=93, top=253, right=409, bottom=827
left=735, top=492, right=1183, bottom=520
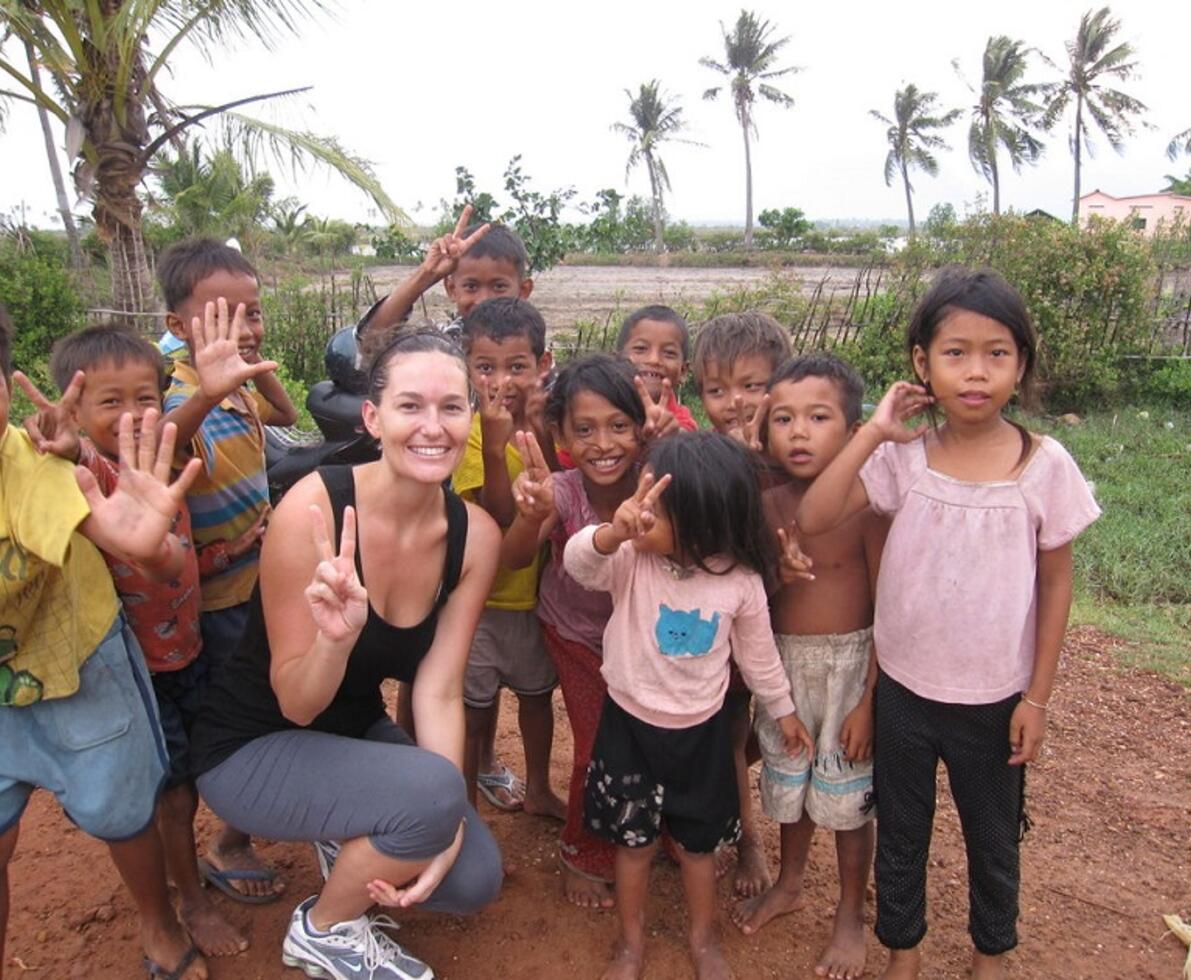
left=545, top=353, right=645, bottom=429
left=645, top=432, right=776, bottom=577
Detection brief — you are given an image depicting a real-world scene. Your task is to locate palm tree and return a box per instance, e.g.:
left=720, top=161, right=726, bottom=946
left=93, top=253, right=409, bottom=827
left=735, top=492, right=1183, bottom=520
left=956, top=36, right=1045, bottom=214
left=1042, top=7, right=1148, bottom=221
left=1168, top=128, right=1191, bottom=160
left=611, top=80, right=697, bottom=254
left=0, top=2, right=400, bottom=319
left=700, top=10, right=799, bottom=249
left=870, top=85, right=960, bottom=237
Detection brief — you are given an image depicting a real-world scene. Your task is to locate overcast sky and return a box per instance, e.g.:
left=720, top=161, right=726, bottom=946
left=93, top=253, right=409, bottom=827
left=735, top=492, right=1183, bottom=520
left=3, top=0, right=1188, bottom=230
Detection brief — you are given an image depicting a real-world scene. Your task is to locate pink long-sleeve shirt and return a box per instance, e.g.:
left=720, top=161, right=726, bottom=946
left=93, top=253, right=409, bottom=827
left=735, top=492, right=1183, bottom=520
left=564, top=525, right=796, bottom=729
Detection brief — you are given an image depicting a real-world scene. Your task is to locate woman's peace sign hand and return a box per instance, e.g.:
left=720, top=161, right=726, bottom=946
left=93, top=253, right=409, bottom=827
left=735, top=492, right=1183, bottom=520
left=421, top=204, right=492, bottom=282
left=511, top=430, right=555, bottom=524
left=636, top=376, right=679, bottom=441
left=305, top=504, right=368, bottom=643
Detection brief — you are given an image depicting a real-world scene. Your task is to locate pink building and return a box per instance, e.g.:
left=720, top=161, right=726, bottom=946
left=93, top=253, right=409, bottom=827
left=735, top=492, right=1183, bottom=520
left=1078, top=190, right=1191, bottom=236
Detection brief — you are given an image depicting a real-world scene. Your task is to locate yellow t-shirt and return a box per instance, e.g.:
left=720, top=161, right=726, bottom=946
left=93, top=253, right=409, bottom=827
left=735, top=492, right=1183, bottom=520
left=0, top=428, right=119, bottom=704
left=452, top=415, right=542, bottom=611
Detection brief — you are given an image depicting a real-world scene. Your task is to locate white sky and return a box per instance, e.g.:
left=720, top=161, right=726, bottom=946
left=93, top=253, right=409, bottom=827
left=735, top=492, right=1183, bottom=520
left=2, top=0, right=1188, bottom=230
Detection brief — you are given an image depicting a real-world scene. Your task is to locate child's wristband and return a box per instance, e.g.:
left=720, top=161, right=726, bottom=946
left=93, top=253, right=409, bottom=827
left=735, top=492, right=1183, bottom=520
left=1021, top=694, right=1048, bottom=711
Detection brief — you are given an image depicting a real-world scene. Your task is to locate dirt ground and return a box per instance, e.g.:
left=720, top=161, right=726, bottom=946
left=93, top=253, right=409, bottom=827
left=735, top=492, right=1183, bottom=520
left=4, top=627, right=1188, bottom=979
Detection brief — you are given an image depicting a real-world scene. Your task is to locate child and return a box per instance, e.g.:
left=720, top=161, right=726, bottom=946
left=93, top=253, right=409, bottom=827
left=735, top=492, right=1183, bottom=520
left=158, top=237, right=298, bottom=902
left=564, top=432, right=813, bottom=980
left=691, top=311, right=793, bottom=897
left=616, top=305, right=697, bottom=433
left=501, top=354, right=648, bottom=909
left=0, top=305, right=207, bottom=979
left=796, top=268, right=1101, bottom=980
left=733, top=354, right=887, bottom=980
left=453, top=297, right=565, bottom=818
left=40, top=325, right=247, bottom=956
left=357, top=206, right=529, bottom=337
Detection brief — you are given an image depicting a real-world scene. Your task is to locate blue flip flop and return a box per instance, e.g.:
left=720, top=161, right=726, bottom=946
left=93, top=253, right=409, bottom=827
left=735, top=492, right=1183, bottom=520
left=197, top=857, right=282, bottom=905
left=144, top=943, right=200, bottom=979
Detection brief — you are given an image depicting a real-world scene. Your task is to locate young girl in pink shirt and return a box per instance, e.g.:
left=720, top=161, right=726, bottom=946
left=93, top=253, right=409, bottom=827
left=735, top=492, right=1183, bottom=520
left=564, top=431, right=813, bottom=980
left=797, top=267, right=1100, bottom=980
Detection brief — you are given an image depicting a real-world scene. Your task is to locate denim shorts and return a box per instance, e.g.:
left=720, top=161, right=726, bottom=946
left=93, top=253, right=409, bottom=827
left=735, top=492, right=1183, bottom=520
left=0, top=614, right=167, bottom=841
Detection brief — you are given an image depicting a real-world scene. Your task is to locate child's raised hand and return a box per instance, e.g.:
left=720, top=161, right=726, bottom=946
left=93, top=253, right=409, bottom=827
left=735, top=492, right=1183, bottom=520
left=16, top=369, right=83, bottom=460
left=77, top=409, right=202, bottom=565
left=421, top=204, right=491, bottom=281
left=636, top=376, right=679, bottom=440
left=776, top=522, right=815, bottom=584
left=868, top=381, right=932, bottom=444
left=1008, top=698, right=1047, bottom=766
left=778, top=712, right=815, bottom=759
left=840, top=698, right=873, bottom=762
left=727, top=393, right=770, bottom=452
left=191, top=297, right=279, bottom=403
left=305, top=504, right=368, bottom=643
left=477, top=378, right=515, bottom=449
left=609, top=469, right=672, bottom=543
left=511, top=430, right=554, bottom=523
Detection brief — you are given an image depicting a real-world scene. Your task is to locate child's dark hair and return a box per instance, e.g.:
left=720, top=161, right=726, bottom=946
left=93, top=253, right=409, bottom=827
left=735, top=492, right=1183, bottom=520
left=157, top=237, right=259, bottom=311
left=459, top=223, right=529, bottom=279
left=367, top=325, right=471, bottom=403
left=617, top=305, right=691, bottom=361
left=460, top=297, right=546, bottom=358
left=691, top=312, right=792, bottom=388
left=0, top=301, right=12, bottom=379
left=646, top=432, right=776, bottom=577
left=545, top=353, right=645, bottom=430
left=768, top=352, right=865, bottom=427
left=908, top=266, right=1038, bottom=461
left=50, top=324, right=167, bottom=395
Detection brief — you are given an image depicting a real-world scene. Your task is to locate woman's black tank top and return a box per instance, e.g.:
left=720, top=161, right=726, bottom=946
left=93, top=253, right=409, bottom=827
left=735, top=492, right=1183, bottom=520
left=190, top=466, right=468, bottom=774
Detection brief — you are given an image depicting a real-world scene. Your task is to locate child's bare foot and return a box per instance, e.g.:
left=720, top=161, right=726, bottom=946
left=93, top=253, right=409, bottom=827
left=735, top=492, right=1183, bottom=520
left=142, top=917, right=208, bottom=979
left=690, top=931, right=733, bottom=980
left=561, top=862, right=615, bottom=909
left=179, top=892, right=248, bottom=956
left=733, top=835, right=772, bottom=897
left=814, top=910, right=866, bottom=978
left=202, top=840, right=284, bottom=901
left=601, top=939, right=644, bottom=980
left=523, top=787, right=567, bottom=822
left=970, top=950, right=1006, bottom=979
left=878, top=947, right=921, bottom=980
left=731, top=878, right=803, bottom=935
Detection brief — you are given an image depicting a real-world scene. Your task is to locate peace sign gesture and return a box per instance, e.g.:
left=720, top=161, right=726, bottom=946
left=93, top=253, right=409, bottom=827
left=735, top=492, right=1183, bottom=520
left=191, top=297, right=279, bottom=404
left=511, top=430, right=555, bottom=524
left=776, top=522, right=815, bottom=584
left=421, top=204, right=492, bottom=282
left=16, top=369, right=84, bottom=460
left=727, top=393, right=770, bottom=452
left=636, top=376, right=678, bottom=441
left=477, top=377, right=516, bottom=451
left=596, top=468, right=673, bottom=553
left=305, top=504, right=369, bottom=643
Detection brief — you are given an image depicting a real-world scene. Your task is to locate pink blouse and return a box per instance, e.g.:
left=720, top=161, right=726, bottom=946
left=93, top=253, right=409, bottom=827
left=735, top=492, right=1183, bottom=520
left=860, top=435, right=1100, bottom=704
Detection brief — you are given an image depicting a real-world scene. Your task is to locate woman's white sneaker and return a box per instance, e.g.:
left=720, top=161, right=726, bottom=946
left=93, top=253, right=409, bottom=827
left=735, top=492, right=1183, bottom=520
left=282, top=895, right=433, bottom=980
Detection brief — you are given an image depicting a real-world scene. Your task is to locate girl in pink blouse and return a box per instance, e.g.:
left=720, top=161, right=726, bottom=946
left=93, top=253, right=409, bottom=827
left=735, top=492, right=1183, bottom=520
left=797, top=267, right=1100, bottom=980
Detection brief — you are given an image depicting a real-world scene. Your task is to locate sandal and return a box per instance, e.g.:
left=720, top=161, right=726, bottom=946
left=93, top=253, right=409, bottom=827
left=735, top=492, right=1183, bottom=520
left=144, top=944, right=200, bottom=980
left=198, top=856, right=282, bottom=905
left=476, top=763, right=525, bottom=811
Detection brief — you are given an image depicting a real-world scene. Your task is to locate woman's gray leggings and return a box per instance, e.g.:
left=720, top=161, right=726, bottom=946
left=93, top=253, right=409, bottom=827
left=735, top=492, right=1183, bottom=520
left=196, top=718, right=502, bottom=915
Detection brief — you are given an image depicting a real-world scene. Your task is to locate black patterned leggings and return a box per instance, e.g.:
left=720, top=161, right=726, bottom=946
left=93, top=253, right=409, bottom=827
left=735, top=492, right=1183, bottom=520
left=873, top=672, right=1027, bottom=956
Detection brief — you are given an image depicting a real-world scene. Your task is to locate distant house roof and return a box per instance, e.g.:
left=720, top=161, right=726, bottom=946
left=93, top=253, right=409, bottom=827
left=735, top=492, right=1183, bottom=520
left=1024, top=208, right=1062, bottom=222
left=1080, top=189, right=1191, bottom=205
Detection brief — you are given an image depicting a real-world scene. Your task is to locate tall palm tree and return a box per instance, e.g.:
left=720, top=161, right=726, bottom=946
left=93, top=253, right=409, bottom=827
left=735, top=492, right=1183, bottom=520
left=870, top=85, right=960, bottom=237
left=700, top=10, right=799, bottom=249
left=956, top=36, right=1045, bottom=214
left=0, top=1, right=400, bottom=319
left=1168, top=128, right=1191, bottom=160
left=1042, top=6, right=1148, bottom=221
left=611, top=80, right=697, bottom=254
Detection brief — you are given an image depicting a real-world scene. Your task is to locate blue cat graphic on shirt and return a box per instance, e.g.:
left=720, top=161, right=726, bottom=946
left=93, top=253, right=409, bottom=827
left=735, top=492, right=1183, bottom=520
left=655, top=604, right=721, bottom=657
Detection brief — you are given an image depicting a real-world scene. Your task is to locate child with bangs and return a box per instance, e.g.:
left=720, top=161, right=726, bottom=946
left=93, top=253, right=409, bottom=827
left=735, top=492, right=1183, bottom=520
left=563, top=431, right=813, bottom=980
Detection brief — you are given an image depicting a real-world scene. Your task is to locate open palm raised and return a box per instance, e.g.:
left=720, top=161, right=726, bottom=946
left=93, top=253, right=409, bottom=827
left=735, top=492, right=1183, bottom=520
left=190, top=297, right=279, bottom=403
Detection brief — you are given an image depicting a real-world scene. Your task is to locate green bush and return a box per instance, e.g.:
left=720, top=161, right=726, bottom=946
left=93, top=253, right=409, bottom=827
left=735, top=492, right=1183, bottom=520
left=0, top=242, right=85, bottom=377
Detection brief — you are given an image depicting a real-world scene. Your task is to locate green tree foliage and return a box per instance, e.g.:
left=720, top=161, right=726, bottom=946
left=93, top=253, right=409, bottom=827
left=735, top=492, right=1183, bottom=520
left=0, top=234, right=85, bottom=382
left=956, top=36, right=1045, bottom=214
left=870, top=85, right=960, bottom=236
left=612, top=80, right=698, bottom=254
left=1168, top=127, right=1191, bottom=160
left=1163, top=172, right=1191, bottom=195
left=700, top=10, right=799, bottom=249
left=1042, top=7, right=1148, bottom=220
left=757, top=207, right=811, bottom=248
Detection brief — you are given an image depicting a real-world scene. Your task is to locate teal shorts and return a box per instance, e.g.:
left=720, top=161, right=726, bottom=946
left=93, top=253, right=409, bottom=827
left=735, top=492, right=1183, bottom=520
left=0, top=614, right=167, bottom=841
